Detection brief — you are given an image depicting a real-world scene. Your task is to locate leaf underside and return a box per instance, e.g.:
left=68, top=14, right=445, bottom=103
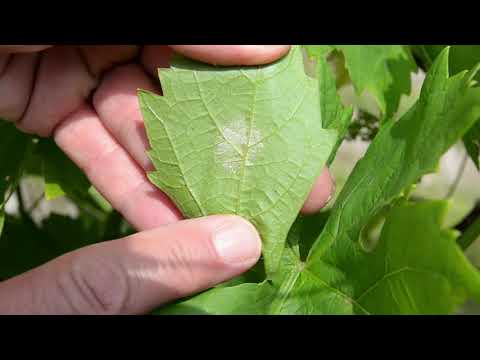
left=139, top=46, right=336, bottom=277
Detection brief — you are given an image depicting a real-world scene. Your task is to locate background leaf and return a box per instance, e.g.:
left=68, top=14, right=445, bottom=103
left=273, top=200, right=480, bottom=314
left=38, top=139, right=91, bottom=200
left=307, top=45, right=417, bottom=118
left=354, top=201, right=480, bottom=314
left=0, top=212, right=102, bottom=280
left=411, top=46, right=480, bottom=170
left=304, top=47, right=354, bottom=164
left=413, top=45, right=480, bottom=78
left=309, top=47, right=480, bottom=262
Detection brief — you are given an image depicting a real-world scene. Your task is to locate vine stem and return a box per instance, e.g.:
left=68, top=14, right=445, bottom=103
left=445, top=150, right=468, bottom=199
left=457, top=216, right=480, bottom=250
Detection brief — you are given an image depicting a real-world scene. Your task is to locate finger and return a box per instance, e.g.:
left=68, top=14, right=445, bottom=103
left=169, top=45, right=291, bottom=66
left=301, top=167, right=335, bottom=215
left=15, top=46, right=139, bottom=137
left=17, top=46, right=97, bottom=137
left=0, top=53, right=39, bottom=121
left=0, top=215, right=261, bottom=314
left=93, top=64, right=157, bottom=170
left=77, top=45, right=139, bottom=76
left=0, top=45, right=52, bottom=53
left=140, top=45, right=174, bottom=76
left=54, top=104, right=182, bottom=230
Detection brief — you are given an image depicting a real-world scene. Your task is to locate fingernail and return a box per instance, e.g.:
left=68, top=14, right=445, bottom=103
left=258, top=45, right=290, bottom=52
left=213, top=217, right=261, bottom=265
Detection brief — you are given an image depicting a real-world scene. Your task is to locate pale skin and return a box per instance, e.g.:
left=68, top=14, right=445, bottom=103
left=0, top=45, right=335, bottom=314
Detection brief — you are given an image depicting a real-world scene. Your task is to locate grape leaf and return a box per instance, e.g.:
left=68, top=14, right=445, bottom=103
left=155, top=281, right=276, bottom=315
left=138, top=46, right=337, bottom=276
left=39, top=139, right=91, bottom=200
left=414, top=45, right=480, bottom=78
left=309, top=48, right=480, bottom=263
left=354, top=201, right=480, bottom=314
left=274, top=200, right=480, bottom=314
left=308, top=45, right=416, bottom=118
left=303, top=45, right=333, bottom=60
left=155, top=47, right=480, bottom=315
left=304, top=46, right=353, bottom=164
left=411, top=46, right=480, bottom=169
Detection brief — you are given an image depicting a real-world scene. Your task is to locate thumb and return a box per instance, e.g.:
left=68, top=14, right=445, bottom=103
left=0, top=215, right=261, bottom=315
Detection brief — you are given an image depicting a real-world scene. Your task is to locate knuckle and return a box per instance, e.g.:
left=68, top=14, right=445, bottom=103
left=58, top=253, right=131, bottom=315
left=163, top=240, right=207, bottom=296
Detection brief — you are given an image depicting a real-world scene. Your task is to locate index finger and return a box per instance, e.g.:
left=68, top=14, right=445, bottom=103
left=141, top=45, right=291, bottom=75
left=169, top=45, right=291, bottom=66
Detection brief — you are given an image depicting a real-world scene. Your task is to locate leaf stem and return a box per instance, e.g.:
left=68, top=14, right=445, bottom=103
left=457, top=215, right=480, bottom=250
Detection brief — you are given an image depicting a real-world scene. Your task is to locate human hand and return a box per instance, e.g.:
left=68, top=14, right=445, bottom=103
left=0, top=45, right=335, bottom=314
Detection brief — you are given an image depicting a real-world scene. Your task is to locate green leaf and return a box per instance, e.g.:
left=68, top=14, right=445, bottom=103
left=0, top=215, right=54, bottom=279
left=308, top=45, right=416, bottom=118
left=39, top=139, right=90, bottom=200
left=304, top=46, right=353, bottom=164
left=415, top=45, right=480, bottom=78
left=303, top=45, right=333, bottom=60
left=0, top=213, right=102, bottom=280
left=139, top=46, right=337, bottom=276
left=155, top=281, right=276, bottom=315
left=414, top=46, right=480, bottom=169
left=41, top=214, right=100, bottom=253
left=412, top=46, right=480, bottom=170
left=357, top=201, right=480, bottom=314
left=155, top=47, right=480, bottom=315
left=309, top=47, right=480, bottom=262
left=274, top=200, right=480, bottom=314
